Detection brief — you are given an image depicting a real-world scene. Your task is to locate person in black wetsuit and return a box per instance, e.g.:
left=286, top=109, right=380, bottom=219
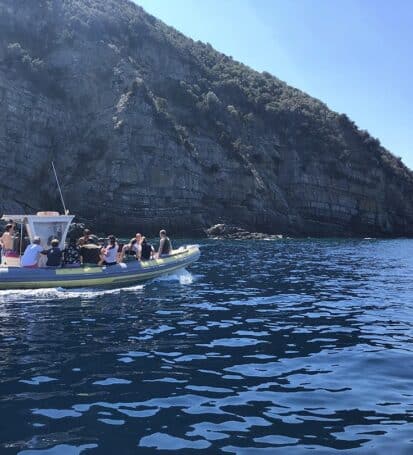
left=41, top=238, right=62, bottom=267
left=140, top=237, right=154, bottom=261
left=157, top=230, right=172, bottom=258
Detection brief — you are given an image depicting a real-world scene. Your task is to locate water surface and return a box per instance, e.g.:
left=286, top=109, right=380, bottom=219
left=0, top=239, right=412, bottom=454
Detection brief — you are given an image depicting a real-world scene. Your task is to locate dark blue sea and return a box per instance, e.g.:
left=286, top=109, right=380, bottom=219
left=0, top=239, right=412, bottom=454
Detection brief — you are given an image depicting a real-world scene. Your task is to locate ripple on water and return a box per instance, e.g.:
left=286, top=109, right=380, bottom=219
left=1, top=239, right=413, bottom=453
left=18, top=444, right=98, bottom=455
left=19, top=376, right=58, bottom=385
left=139, top=432, right=211, bottom=450
left=92, top=378, right=132, bottom=386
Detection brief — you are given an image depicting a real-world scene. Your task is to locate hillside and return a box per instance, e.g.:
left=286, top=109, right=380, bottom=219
left=0, top=0, right=412, bottom=236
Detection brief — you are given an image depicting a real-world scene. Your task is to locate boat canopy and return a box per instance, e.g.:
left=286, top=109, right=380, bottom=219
left=1, top=212, right=74, bottom=249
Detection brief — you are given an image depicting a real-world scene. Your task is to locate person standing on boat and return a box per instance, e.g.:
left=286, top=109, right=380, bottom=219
left=157, top=230, right=172, bottom=258
left=21, top=237, right=44, bottom=268
left=0, top=223, right=16, bottom=258
left=101, top=235, right=119, bottom=266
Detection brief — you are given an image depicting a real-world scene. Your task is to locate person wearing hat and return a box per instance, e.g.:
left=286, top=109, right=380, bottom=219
left=41, top=238, right=63, bottom=267
left=21, top=236, right=44, bottom=268
left=101, top=235, right=119, bottom=266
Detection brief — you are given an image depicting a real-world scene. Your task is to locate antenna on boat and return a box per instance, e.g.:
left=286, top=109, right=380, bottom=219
left=51, top=161, right=69, bottom=215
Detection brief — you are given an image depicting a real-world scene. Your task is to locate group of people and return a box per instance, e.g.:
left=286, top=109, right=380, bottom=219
left=16, top=228, right=172, bottom=269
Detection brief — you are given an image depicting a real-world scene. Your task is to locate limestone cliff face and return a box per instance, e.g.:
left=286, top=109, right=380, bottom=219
left=0, top=0, right=412, bottom=236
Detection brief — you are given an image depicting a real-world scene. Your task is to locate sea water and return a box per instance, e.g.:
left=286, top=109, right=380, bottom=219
left=0, top=239, right=412, bottom=454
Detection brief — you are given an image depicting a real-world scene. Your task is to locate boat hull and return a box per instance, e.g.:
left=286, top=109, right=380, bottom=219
left=0, top=245, right=200, bottom=290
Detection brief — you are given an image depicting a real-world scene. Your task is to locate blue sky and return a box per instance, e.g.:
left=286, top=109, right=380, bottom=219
left=134, top=0, right=413, bottom=169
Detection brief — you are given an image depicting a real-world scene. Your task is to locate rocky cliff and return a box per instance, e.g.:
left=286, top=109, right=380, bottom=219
left=1, top=0, right=412, bottom=236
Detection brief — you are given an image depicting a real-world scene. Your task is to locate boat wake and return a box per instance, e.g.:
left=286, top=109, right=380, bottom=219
left=0, top=270, right=195, bottom=303
left=152, top=267, right=194, bottom=285
left=0, top=283, right=145, bottom=303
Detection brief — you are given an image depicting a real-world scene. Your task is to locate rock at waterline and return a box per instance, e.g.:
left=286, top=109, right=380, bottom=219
left=206, top=224, right=283, bottom=240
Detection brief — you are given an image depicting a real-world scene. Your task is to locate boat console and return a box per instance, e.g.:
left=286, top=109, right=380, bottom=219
left=1, top=212, right=74, bottom=267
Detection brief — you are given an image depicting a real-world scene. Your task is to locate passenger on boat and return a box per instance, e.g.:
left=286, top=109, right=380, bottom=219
left=80, top=237, right=102, bottom=266
left=140, top=236, right=154, bottom=261
left=120, top=233, right=142, bottom=262
left=63, top=237, right=81, bottom=267
left=157, top=230, right=172, bottom=258
left=78, top=228, right=91, bottom=245
left=21, top=237, right=44, bottom=268
left=101, top=235, right=119, bottom=266
left=0, top=223, right=15, bottom=258
left=41, top=238, right=62, bottom=267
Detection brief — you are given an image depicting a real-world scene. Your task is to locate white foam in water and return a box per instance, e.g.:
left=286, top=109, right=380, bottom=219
left=0, top=268, right=193, bottom=303
left=0, top=283, right=145, bottom=303
left=153, top=267, right=194, bottom=285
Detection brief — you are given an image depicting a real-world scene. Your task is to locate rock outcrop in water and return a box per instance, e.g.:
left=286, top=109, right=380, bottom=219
left=206, top=224, right=283, bottom=240
left=0, top=0, right=412, bottom=237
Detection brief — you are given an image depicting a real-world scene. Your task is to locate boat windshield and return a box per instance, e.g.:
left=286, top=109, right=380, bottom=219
left=31, top=220, right=67, bottom=248
left=2, top=214, right=74, bottom=250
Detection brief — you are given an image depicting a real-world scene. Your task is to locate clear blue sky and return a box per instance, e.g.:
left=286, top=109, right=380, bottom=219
left=134, top=0, right=413, bottom=169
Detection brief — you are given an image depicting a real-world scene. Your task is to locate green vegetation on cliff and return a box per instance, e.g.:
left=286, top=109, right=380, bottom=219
left=0, top=0, right=412, bottom=236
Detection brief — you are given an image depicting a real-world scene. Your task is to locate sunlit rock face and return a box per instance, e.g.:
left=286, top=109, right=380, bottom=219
left=0, top=0, right=412, bottom=236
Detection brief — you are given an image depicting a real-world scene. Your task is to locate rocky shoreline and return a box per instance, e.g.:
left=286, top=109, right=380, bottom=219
left=205, top=224, right=283, bottom=240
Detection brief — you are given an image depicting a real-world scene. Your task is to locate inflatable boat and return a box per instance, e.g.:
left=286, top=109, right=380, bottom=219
left=0, top=212, right=200, bottom=290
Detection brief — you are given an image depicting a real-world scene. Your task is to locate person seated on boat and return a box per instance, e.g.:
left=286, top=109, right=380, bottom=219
left=20, top=236, right=44, bottom=268
left=120, top=232, right=142, bottom=262
left=120, top=238, right=136, bottom=262
left=77, top=228, right=90, bottom=245
left=63, top=237, right=81, bottom=268
left=80, top=237, right=102, bottom=266
left=78, top=229, right=98, bottom=245
left=157, top=230, right=172, bottom=258
left=140, top=236, right=154, bottom=261
left=0, top=223, right=16, bottom=257
left=41, top=238, right=62, bottom=267
left=101, top=235, right=119, bottom=266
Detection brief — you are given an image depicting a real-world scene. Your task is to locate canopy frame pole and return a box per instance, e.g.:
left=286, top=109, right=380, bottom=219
left=51, top=161, right=68, bottom=214
left=19, top=221, right=23, bottom=259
